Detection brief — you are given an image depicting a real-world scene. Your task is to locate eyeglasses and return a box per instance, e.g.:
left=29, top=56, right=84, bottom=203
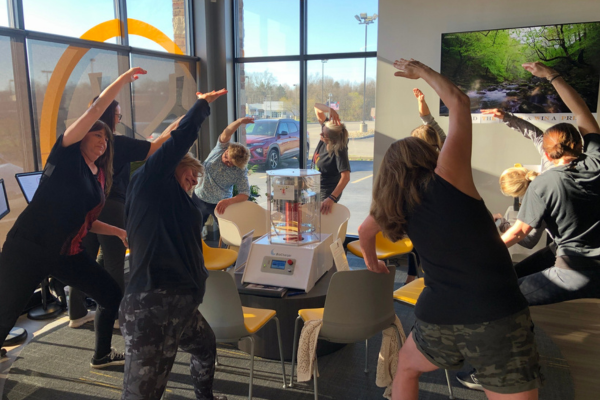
left=116, top=114, right=123, bottom=122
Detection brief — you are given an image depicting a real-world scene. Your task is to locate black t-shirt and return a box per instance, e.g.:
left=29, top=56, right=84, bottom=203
left=108, top=136, right=151, bottom=203
left=311, top=139, right=350, bottom=199
left=10, top=135, right=105, bottom=255
left=125, top=99, right=210, bottom=300
left=406, top=173, right=528, bottom=325
left=518, top=133, right=600, bottom=258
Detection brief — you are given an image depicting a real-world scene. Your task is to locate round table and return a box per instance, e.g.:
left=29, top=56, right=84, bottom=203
left=236, top=266, right=344, bottom=361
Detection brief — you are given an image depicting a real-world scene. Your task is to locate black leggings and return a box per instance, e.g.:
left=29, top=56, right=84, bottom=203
left=69, top=198, right=126, bottom=320
left=516, top=251, right=600, bottom=306
left=0, top=233, right=122, bottom=358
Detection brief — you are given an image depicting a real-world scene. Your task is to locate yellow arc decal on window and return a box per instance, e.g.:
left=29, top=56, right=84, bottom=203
left=39, top=19, right=185, bottom=165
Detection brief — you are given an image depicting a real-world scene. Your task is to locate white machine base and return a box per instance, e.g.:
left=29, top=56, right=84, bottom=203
left=242, top=234, right=333, bottom=292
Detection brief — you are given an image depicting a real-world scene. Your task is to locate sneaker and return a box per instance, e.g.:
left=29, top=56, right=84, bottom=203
left=90, top=348, right=125, bottom=369
left=456, top=369, right=484, bottom=391
left=213, top=396, right=228, bottom=400
left=1, top=348, right=6, bottom=358
left=69, top=310, right=96, bottom=328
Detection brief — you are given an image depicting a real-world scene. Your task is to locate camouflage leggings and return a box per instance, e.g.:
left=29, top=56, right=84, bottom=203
left=119, top=290, right=216, bottom=400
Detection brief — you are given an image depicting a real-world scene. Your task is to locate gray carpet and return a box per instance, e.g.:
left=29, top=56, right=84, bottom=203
left=3, top=256, right=574, bottom=400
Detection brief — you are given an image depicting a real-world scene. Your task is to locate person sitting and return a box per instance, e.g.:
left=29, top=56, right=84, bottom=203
left=194, top=117, right=253, bottom=226
left=312, top=103, right=351, bottom=215
left=359, top=58, right=541, bottom=400
left=121, top=89, right=228, bottom=400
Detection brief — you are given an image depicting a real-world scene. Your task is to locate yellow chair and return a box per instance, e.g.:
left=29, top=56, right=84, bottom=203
left=347, top=232, right=418, bottom=272
left=198, top=270, right=287, bottom=400
left=202, top=240, right=238, bottom=271
left=393, top=278, right=454, bottom=399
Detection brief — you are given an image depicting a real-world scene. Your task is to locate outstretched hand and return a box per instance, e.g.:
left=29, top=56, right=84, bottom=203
left=413, top=88, right=425, bottom=101
left=522, top=62, right=558, bottom=79
left=481, top=108, right=505, bottom=120
left=393, top=58, right=429, bottom=80
left=123, top=67, right=147, bottom=82
left=197, top=89, right=228, bottom=103
left=239, top=116, right=255, bottom=125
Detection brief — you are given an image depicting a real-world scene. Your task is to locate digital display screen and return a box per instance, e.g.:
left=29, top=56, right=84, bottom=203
left=271, top=260, right=286, bottom=270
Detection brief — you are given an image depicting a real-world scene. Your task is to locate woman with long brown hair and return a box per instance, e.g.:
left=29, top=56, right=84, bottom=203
left=359, top=59, right=541, bottom=399
left=68, top=90, right=179, bottom=329
left=0, top=68, right=146, bottom=367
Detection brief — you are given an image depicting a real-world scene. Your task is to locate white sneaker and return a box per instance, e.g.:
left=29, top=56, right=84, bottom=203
left=69, top=310, right=96, bottom=328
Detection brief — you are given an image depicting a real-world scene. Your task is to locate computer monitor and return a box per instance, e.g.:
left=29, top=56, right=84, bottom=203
left=15, top=171, right=42, bottom=204
left=0, top=178, right=9, bottom=220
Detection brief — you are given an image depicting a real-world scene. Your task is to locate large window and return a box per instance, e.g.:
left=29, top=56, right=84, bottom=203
left=0, top=0, right=198, bottom=246
left=235, top=0, right=377, bottom=234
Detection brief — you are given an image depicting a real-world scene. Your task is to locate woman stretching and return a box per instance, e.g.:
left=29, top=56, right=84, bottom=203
left=0, top=68, right=146, bottom=366
left=68, top=97, right=179, bottom=329
left=121, top=90, right=227, bottom=400
left=359, top=59, right=541, bottom=399
left=312, top=103, right=351, bottom=214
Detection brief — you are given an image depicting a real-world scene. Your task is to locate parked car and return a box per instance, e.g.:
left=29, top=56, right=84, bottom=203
left=245, top=119, right=309, bottom=170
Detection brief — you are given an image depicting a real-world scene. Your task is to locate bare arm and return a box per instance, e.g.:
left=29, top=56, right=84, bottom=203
left=501, top=219, right=533, bottom=248
left=395, top=59, right=477, bottom=198
left=357, top=215, right=389, bottom=274
left=314, top=103, right=341, bottom=125
left=320, top=170, right=350, bottom=214
left=90, top=220, right=128, bottom=247
left=145, top=115, right=185, bottom=159
left=219, top=117, right=255, bottom=144
left=63, top=68, right=147, bottom=148
left=215, top=194, right=249, bottom=214
left=522, top=62, right=600, bottom=136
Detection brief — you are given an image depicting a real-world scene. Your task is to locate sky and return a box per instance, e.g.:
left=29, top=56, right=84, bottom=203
left=0, top=0, right=379, bottom=90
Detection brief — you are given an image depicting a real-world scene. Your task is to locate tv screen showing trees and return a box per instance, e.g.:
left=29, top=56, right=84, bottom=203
left=440, top=22, right=600, bottom=115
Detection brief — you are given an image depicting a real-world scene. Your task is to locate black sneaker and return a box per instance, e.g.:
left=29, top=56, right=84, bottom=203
left=456, top=369, right=484, bottom=391
left=1, top=348, right=6, bottom=358
left=90, top=348, right=125, bottom=369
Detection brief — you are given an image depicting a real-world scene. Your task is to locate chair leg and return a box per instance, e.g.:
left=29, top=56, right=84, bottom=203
left=410, top=252, right=422, bottom=277
left=364, top=339, right=368, bottom=373
left=313, top=359, right=318, bottom=400
left=248, top=336, right=255, bottom=400
left=273, top=317, right=287, bottom=388
left=444, top=369, right=454, bottom=399
left=215, top=354, right=219, bottom=366
left=289, top=315, right=302, bottom=387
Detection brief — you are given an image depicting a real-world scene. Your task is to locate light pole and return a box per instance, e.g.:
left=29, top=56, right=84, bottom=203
left=355, top=13, right=377, bottom=133
left=321, top=59, right=328, bottom=103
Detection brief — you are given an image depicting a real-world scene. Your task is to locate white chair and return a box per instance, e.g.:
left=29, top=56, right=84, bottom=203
left=320, top=203, right=350, bottom=243
left=198, top=270, right=287, bottom=400
left=215, top=202, right=269, bottom=247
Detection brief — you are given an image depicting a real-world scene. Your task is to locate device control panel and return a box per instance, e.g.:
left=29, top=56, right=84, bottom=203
left=261, top=256, right=296, bottom=275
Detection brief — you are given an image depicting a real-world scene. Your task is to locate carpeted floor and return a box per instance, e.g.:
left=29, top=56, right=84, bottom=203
left=3, top=257, right=574, bottom=400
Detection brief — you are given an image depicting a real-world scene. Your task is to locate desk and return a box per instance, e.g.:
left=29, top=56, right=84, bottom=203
left=235, top=266, right=344, bottom=361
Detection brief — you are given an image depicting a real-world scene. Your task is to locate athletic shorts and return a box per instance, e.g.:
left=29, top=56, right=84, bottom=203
left=412, top=308, right=544, bottom=394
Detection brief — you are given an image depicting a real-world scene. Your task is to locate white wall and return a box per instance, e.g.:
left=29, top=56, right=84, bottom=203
left=375, top=0, right=600, bottom=213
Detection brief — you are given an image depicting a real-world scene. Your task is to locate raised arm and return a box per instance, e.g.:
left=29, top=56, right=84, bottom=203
left=219, top=117, right=255, bottom=144
left=145, top=115, right=185, bottom=159
left=395, top=59, right=477, bottom=198
left=414, top=88, right=446, bottom=141
left=314, top=103, right=341, bottom=125
left=63, top=68, right=147, bottom=147
left=522, top=62, right=600, bottom=136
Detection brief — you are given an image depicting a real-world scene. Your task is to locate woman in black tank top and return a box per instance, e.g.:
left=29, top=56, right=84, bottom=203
left=358, top=59, right=540, bottom=399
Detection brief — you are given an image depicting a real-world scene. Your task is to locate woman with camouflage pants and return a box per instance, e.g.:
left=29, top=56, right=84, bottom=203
left=121, top=90, right=228, bottom=400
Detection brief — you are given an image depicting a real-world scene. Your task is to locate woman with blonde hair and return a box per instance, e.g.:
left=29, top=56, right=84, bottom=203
left=411, top=88, right=445, bottom=150
left=359, top=58, right=541, bottom=399
left=312, top=104, right=351, bottom=214
left=499, top=166, right=539, bottom=198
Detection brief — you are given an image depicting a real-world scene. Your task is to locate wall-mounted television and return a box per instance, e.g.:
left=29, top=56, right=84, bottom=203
left=440, top=22, right=600, bottom=115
